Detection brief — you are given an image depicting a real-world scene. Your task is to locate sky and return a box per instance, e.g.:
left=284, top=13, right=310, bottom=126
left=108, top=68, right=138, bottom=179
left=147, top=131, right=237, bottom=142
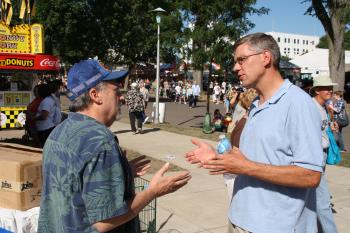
left=248, top=0, right=325, bottom=37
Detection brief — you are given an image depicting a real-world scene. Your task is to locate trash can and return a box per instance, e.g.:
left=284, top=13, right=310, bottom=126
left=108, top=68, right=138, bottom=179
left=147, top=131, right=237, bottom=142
left=152, top=103, right=166, bottom=123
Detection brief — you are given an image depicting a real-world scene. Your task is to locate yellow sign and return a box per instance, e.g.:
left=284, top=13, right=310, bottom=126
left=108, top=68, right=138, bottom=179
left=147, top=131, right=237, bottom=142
left=30, top=24, right=44, bottom=54
left=0, top=22, right=44, bottom=54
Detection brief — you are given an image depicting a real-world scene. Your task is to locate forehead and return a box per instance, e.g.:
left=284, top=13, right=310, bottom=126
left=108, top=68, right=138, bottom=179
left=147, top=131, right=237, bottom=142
left=234, top=43, right=255, bottom=56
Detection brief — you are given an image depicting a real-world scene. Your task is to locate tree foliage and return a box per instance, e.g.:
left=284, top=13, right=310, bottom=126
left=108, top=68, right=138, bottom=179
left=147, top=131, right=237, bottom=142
left=180, top=0, right=268, bottom=73
left=317, top=30, right=350, bottom=50
left=305, top=0, right=350, bottom=90
left=27, top=0, right=183, bottom=66
left=8, top=0, right=266, bottom=72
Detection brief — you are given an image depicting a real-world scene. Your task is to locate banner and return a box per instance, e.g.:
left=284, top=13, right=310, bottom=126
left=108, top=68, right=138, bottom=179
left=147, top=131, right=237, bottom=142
left=0, top=53, right=60, bottom=71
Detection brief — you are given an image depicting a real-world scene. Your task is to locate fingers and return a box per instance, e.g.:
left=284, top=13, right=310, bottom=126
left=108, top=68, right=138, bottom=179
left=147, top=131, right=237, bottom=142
left=130, top=155, right=147, bottom=164
left=167, top=172, right=192, bottom=193
left=190, top=138, right=201, bottom=146
left=136, top=164, right=151, bottom=176
left=209, top=169, right=226, bottom=175
left=156, top=162, right=170, bottom=177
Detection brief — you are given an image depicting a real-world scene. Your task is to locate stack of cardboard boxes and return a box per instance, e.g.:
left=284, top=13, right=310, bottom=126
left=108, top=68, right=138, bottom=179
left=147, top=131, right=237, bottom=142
left=0, top=143, right=42, bottom=211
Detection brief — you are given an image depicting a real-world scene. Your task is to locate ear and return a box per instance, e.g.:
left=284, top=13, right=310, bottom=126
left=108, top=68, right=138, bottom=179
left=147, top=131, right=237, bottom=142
left=262, top=50, right=272, bottom=67
left=88, top=88, right=103, bottom=105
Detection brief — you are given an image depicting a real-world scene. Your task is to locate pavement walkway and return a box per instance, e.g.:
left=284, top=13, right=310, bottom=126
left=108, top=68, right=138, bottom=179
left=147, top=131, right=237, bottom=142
left=110, top=121, right=350, bottom=233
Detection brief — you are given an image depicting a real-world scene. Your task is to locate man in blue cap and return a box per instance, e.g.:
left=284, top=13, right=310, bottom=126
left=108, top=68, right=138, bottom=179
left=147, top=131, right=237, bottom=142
left=38, top=60, right=191, bottom=232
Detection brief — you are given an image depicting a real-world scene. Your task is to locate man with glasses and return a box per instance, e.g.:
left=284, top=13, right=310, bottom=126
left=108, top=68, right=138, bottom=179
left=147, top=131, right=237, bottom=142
left=38, top=60, right=191, bottom=232
left=186, top=33, right=324, bottom=232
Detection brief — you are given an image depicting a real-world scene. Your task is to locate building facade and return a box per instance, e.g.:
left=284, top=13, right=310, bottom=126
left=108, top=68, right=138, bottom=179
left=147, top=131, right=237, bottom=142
left=266, top=32, right=320, bottom=59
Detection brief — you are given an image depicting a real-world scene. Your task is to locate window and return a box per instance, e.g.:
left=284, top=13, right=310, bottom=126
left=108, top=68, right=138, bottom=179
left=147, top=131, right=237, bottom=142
left=294, top=39, right=296, bottom=44
left=288, top=38, right=290, bottom=43
left=278, top=37, right=281, bottom=42
left=306, top=41, right=308, bottom=45
left=285, top=38, right=287, bottom=43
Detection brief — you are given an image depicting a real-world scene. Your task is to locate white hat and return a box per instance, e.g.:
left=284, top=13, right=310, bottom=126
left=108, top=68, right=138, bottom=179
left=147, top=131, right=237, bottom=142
left=310, top=75, right=338, bottom=94
left=131, top=82, right=138, bottom=88
left=312, top=75, right=338, bottom=88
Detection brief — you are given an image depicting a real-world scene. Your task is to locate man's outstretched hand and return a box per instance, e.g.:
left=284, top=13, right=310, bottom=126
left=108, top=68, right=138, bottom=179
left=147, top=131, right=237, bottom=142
left=185, top=139, right=217, bottom=164
left=149, top=162, right=191, bottom=197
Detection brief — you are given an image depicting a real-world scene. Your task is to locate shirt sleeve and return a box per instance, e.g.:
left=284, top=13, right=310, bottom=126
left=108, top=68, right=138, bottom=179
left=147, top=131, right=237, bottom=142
left=287, top=96, right=324, bottom=172
left=82, top=142, right=128, bottom=224
left=38, top=97, right=54, bottom=112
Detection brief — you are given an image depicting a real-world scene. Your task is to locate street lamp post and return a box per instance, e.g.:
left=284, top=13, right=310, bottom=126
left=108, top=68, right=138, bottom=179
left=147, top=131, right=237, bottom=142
left=152, top=7, right=166, bottom=124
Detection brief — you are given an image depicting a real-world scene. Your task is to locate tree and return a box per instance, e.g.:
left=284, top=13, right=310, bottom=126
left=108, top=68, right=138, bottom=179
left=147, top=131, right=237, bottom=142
left=305, top=0, right=350, bottom=90
left=317, top=30, right=350, bottom=50
left=31, top=0, right=183, bottom=67
left=180, top=0, right=268, bottom=86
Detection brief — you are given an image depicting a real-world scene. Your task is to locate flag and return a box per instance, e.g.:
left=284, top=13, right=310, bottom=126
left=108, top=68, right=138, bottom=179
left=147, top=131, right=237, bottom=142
left=30, top=0, right=36, bottom=16
left=19, top=0, right=30, bottom=19
left=2, top=0, right=12, bottom=25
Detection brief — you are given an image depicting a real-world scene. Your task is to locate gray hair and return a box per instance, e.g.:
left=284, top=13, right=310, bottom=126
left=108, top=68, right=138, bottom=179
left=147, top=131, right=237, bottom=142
left=69, top=81, right=106, bottom=112
left=233, top=33, right=280, bottom=70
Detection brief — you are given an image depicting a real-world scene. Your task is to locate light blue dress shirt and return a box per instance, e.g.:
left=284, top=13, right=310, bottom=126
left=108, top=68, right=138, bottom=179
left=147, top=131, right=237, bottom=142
left=229, top=80, right=324, bottom=233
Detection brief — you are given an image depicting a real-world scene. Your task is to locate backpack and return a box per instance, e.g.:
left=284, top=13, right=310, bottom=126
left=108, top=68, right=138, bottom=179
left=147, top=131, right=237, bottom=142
left=325, top=127, right=341, bottom=165
left=336, top=109, right=349, bottom=128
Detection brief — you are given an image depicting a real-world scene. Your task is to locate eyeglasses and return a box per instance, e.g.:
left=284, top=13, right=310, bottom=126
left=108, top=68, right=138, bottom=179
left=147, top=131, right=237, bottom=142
left=234, top=52, right=263, bottom=65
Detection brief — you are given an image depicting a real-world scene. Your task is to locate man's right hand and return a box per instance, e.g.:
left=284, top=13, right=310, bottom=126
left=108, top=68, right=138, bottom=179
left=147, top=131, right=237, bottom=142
left=149, top=162, right=191, bottom=197
left=185, top=139, right=217, bottom=164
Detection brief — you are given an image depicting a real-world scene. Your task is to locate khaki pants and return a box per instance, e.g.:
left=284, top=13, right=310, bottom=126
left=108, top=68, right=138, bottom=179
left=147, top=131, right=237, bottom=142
left=228, top=222, right=250, bottom=233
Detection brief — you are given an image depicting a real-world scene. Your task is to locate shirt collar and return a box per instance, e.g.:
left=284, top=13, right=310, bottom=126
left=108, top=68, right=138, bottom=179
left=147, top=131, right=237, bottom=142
left=252, top=79, right=293, bottom=109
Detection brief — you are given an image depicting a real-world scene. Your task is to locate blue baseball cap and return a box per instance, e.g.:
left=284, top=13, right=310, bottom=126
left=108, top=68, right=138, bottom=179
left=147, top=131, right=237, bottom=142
left=67, top=59, right=128, bottom=101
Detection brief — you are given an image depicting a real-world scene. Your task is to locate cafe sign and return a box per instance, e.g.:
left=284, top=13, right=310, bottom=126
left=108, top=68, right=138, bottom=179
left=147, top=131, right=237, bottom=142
left=0, top=21, right=44, bottom=54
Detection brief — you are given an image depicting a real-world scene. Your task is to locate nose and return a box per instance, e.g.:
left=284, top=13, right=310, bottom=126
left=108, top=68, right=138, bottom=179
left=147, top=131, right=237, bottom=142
left=233, top=62, right=241, bottom=73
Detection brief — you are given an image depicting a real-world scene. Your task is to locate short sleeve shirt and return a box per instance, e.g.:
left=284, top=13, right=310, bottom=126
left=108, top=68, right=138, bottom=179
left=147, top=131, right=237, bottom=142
left=36, top=96, right=56, bottom=131
left=38, top=113, right=139, bottom=233
left=229, top=80, right=324, bottom=233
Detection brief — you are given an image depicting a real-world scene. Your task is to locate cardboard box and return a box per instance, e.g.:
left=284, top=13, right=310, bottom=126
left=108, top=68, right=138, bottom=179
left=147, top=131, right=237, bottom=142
left=0, top=143, right=42, bottom=211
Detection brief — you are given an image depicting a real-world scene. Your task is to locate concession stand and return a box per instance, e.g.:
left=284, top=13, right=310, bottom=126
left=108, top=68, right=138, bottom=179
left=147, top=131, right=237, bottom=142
left=0, top=22, right=61, bottom=129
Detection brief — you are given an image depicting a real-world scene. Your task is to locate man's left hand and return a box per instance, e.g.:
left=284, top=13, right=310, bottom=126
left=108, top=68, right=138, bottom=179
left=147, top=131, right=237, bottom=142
left=128, top=155, right=151, bottom=177
left=202, top=147, right=251, bottom=175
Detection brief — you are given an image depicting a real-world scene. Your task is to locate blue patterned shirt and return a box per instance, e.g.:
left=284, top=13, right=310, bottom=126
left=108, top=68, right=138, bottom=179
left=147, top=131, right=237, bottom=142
left=38, top=112, right=139, bottom=233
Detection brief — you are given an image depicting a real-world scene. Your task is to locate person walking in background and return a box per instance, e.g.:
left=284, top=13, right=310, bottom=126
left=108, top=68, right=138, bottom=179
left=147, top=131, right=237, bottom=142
left=186, top=81, right=194, bottom=108
left=140, top=83, right=150, bottom=124
left=185, top=33, right=323, bottom=233
left=213, top=82, right=221, bottom=104
left=38, top=60, right=191, bottom=232
left=126, top=82, right=144, bottom=134
left=330, top=91, right=348, bottom=152
left=174, top=82, right=181, bottom=103
left=310, top=75, right=339, bottom=233
left=192, top=81, right=200, bottom=107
